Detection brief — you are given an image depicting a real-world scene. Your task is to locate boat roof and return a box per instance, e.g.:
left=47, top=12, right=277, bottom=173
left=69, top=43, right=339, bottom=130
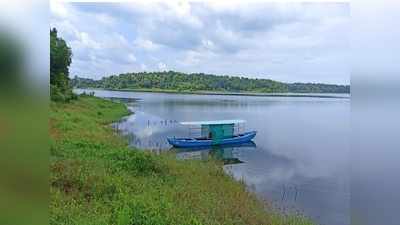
left=180, top=119, right=246, bottom=126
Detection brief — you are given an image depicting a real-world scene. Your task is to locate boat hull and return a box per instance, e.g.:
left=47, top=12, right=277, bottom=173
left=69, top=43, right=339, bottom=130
left=167, top=131, right=257, bottom=148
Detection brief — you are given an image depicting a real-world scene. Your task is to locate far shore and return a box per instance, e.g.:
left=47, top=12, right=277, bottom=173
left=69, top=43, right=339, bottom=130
left=75, top=87, right=351, bottom=99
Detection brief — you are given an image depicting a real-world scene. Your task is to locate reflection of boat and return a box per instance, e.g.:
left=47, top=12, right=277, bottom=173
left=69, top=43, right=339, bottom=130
left=167, top=120, right=256, bottom=148
left=172, top=141, right=256, bottom=152
left=104, top=97, right=141, bottom=103
left=171, top=141, right=256, bottom=165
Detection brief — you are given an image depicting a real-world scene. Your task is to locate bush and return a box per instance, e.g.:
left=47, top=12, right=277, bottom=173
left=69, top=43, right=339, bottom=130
left=51, top=84, right=77, bottom=102
left=107, top=150, right=164, bottom=175
left=50, top=84, right=66, bottom=102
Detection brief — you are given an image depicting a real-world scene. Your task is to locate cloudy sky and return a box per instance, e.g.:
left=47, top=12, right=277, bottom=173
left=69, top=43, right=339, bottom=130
left=50, top=1, right=349, bottom=84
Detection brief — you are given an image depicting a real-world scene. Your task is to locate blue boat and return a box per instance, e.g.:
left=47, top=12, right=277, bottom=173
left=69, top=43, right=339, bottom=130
left=167, top=120, right=257, bottom=148
left=170, top=140, right=257, bottom=151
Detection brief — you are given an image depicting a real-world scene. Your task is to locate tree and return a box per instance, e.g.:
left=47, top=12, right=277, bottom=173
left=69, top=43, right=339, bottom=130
left=50, top=28, right=74, bottom=101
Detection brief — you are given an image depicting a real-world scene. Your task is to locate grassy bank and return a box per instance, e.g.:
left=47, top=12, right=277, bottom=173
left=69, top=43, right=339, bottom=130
left=50, top=96, right=313, bottom=225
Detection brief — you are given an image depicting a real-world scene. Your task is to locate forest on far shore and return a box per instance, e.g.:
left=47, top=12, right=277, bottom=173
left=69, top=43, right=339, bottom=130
left=72, top=72, right=350, bottom=94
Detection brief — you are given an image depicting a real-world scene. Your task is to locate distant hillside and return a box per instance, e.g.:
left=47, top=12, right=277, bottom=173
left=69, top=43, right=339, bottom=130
left=72, top=71, right=350, bottom=94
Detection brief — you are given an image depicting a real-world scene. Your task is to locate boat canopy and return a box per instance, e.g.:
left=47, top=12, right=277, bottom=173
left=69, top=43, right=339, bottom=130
left=180, top=119, right=245, bottom=126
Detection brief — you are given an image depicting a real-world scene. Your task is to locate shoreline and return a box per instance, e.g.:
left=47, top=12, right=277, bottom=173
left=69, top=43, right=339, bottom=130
left=76, top=87, right=350, bottom=99
left=50, top=96, right=314, bottom=225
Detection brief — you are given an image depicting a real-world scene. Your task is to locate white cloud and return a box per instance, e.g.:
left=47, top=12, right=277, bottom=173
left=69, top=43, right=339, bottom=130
left=50, top=1, right=69, bottom=18
left=169, top=2, right=203, bottom=29
left=180, top=49, right=217, bottom=67
left=202, top=39, right=214, bottom=49
left=128, top=53, right=137, bottom=62
left=158, top=62, right=167, bottom=71
left=103, top=33, right=130, bottom=49
left=51, top=2, right=349, bottom=84
left=78, top=32, right=101, bottom=49
left=140, top=63, right=148, bottom=70
left=181, top=50, right=201, bottom=66
left=96, top=13, right=116, bottom=26
left=134, top=38, right=160, bottom=51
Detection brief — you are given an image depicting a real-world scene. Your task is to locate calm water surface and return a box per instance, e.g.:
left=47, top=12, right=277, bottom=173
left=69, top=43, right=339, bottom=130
left=76, top=89, right=350, bottom=225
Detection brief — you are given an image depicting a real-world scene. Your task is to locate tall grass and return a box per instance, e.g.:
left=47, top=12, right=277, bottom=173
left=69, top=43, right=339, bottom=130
left=50, top=96, right=313, bottom=225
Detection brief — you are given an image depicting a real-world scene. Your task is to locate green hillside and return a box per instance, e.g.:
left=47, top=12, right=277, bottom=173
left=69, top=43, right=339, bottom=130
left=71, top=71, right=350, bottom=94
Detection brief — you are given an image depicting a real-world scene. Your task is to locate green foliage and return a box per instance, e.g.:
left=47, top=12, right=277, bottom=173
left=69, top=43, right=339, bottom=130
left=107, top=149, right=164, bottom=175
left=71, top=71, right=350, bottom=94
left=51, top=28, right=75, bottom=101
left=50, top=96, right=314, bottom=225
left=287, top=82, right=349, bottom=93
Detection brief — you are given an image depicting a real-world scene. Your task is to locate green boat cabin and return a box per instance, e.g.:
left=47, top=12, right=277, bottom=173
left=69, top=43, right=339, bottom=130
left=180, top=120, right=245, bottom=144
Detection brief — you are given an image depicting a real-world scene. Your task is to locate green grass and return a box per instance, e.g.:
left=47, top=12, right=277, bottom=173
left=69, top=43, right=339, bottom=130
left=50, top=96, right=313, bottom=225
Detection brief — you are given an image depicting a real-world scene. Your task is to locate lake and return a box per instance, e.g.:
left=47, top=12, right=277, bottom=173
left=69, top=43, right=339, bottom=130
left=76, top=89, right=350, bottom=225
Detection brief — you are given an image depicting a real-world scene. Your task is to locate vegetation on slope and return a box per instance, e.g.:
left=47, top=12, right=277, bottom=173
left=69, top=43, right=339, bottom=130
left=72, top=71, right=350, bottom=94
left=50, top=95, right=313, bottom=225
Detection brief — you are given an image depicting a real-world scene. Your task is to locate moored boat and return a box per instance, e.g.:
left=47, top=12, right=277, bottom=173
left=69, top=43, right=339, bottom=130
left=167, top=120, right=256, bottom=148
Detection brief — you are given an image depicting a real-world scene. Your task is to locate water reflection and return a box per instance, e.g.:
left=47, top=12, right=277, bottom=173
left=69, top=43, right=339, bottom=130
left=105, top=96, right=141, bottom=103
left=86, top=89, right=349, bottom=225
left=224, top=143, right=349, bottom=225
left=112, top=110, right=182, bottom=151
left=171, top=141, right=256, bottom=165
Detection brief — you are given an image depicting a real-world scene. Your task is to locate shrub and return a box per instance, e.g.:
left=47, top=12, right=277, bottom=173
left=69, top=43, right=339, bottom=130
left=107, top=150, right=164, bottom=175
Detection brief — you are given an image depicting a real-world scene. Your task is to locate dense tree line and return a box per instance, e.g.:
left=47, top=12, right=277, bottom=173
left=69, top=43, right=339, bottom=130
left=72, top=71, right=350, bottom=94
left=50, top=28, right=75, bottom=101
left=287, top=82, right=349, bottom=93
